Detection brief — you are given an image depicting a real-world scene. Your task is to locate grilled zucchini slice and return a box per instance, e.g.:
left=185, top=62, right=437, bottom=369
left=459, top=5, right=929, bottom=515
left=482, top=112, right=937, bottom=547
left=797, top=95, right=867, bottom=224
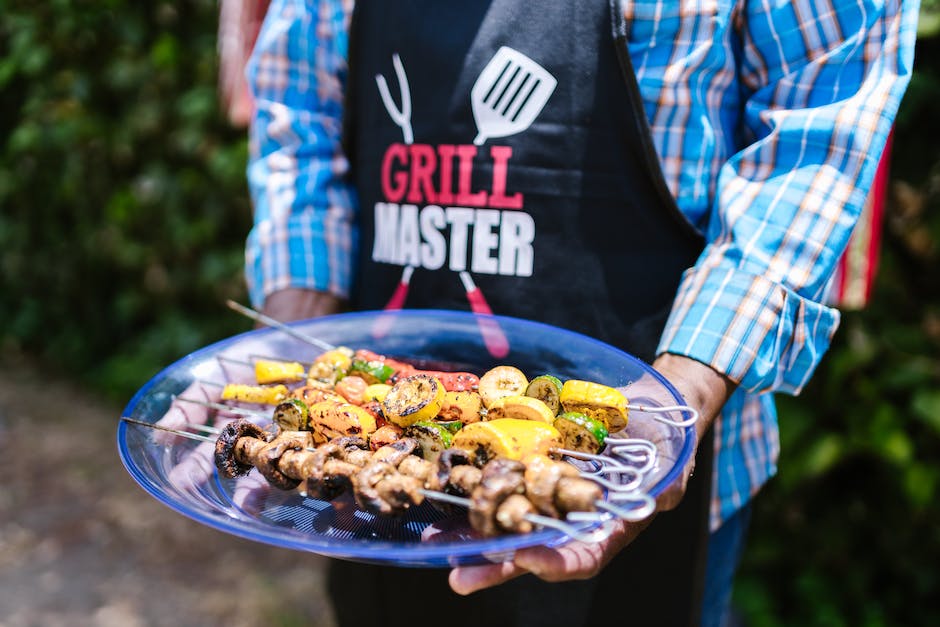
left=405, top=421, right=454, bottom=463
left=382, top=373, right=445, bottom=427
left=273, top=398, right=310, bottom=431
left=554, top=411, right=608, bottom=454
left=525, top=374, right=563, bottom=415
left=478, top=365, right=529, bottom=408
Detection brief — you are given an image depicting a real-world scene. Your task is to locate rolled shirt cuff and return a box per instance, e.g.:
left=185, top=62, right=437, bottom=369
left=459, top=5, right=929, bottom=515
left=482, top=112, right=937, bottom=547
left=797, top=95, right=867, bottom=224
left=658, top=262, right=841, bottom=395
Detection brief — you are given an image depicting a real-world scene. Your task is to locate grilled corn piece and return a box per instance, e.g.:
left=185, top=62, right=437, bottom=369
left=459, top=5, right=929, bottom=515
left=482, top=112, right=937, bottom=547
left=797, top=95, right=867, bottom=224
left=254, top=359, right=307, bottom=384
left=220, top=383, right=289, bottom=405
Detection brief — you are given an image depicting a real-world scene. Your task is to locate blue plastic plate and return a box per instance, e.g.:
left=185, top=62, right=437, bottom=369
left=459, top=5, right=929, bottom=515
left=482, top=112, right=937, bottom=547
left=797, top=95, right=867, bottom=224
left=117, top=309, right=694, bottom=567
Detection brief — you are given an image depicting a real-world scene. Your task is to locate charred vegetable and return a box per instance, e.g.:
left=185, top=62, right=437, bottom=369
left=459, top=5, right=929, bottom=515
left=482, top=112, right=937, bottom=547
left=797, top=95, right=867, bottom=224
left=554, top=411, right=608, bottom=454
left=451, top=418, right=561, bottom=464
left=485, top=395, right=556, bottom=423
left=478, top=366, right=528, bottom=408
left=559, top=379, right=629, bottom=432
left=404, top=421, right=454, bottom=463
left=272, top=398, right=310, bottom=431
left=307, top=401, right=378, bottom=444
left=382, top=373, right=445, bottom=427
left=438, top=390, right=484, bottom=424
left=220, top=383, right=289, bottom=405
left=349, top=358, right=396, bottom=384
left=525, top=374, right=563, bottom=415
left=254, top=359, right=307, bottom=384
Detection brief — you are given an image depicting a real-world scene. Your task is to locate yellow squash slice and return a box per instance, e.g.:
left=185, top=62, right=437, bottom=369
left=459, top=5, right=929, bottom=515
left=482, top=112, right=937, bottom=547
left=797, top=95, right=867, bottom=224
left=363, top=383, right=393, bottom=403
left=307, top=401, right=378, bottom=444
left=485, top=395, right=556, bottom=424
left=451, top=418, right=561, bottom=463
left=559, top=379, right=629, bottom=432
left=437, top=390, right=484, bottom=424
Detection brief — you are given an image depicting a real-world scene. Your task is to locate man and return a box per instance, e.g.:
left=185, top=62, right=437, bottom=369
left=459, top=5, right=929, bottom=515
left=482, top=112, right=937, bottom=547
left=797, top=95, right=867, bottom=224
left=243, top=0, right=917, bottom=624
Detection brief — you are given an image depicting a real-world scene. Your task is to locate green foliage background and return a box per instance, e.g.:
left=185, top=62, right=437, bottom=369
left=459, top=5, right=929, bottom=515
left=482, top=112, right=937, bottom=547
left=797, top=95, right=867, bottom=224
left=0, top=1, right=252, bottom=396
left=1, top=2, right=937, bottom=625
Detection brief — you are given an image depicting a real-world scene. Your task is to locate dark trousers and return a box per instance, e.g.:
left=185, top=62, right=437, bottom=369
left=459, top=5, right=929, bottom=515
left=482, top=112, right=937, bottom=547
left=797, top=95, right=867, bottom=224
left=328, top=436, right=714, bottom=627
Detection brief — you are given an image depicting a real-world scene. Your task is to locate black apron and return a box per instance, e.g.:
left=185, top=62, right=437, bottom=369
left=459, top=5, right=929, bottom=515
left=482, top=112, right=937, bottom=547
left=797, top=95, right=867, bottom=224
left=334, top=1, right=712, bottom=625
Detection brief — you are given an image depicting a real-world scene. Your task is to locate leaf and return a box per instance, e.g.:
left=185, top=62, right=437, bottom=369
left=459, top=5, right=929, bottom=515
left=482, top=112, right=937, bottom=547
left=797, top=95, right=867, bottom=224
left=877, top=429, right=914, bottom=465
left=911, top=389, right=940, bottom=436
left=903, top=463, right=938, bottom=510
left=804, top=433, right=845, bottom=477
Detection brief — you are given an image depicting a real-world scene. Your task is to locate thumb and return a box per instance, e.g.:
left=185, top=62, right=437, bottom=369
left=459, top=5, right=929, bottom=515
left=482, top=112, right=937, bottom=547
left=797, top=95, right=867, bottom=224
left=449, top=560, right=528, bottom=595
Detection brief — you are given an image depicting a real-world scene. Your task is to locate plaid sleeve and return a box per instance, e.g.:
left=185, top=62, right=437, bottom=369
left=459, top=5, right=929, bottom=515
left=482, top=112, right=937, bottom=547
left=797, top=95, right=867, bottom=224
left=245, top=0, right=357, bottom=308
left=658, top=0, right=918, bottom=394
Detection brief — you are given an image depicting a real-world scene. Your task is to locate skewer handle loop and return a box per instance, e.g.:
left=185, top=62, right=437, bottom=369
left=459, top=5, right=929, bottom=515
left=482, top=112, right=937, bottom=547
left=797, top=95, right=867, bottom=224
left=597, top=491, right=656, bottom=522
left=627, top=404, right=699, bottom=428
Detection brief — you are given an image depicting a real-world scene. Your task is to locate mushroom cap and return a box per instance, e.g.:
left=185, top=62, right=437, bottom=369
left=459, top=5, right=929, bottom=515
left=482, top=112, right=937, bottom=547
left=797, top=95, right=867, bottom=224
left=214, top=420, right=266, bottom=478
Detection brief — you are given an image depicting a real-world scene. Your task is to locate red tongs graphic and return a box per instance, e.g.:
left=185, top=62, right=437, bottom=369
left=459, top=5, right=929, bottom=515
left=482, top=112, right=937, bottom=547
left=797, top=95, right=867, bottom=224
left=460, top=271, right=510, bottom=358
left=371, top=267, right=510, bottom=358
left=372, top=265, right=414, bottom=339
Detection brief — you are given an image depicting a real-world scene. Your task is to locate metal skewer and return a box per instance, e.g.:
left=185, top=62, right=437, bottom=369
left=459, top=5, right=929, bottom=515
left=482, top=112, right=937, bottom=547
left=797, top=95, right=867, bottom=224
left=225, top=300, right=336, bottom=352
left=173, top=392, right=682, bottom=491
left=120, top=418, right=654, bottom=538
left=171, top=393, right=658, bottom=489
left=628, top=404, right=699, bottom=428
left=216, top=354, right=311, bottom=380
left=121, top=417, right=215, bottom=443
left=174, top=395, right=268, bottom=421
left=416, top=490, right=620, bottom=542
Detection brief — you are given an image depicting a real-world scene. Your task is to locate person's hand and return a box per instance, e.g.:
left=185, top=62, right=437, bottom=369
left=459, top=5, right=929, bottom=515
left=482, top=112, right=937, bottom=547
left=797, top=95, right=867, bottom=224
left=448, top=353, right=735, bottom=595
left=260, top=287, right=348, bottom=324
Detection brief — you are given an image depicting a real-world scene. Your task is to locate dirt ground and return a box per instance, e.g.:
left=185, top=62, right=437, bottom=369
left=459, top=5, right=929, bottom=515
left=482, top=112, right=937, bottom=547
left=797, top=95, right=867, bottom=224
left=0, top=352, right=339, bottom=627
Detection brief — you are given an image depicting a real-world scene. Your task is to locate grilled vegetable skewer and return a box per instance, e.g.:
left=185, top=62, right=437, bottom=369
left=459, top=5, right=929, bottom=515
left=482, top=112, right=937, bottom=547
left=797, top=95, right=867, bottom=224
left=209, top=419, right=608, bottom=534
left=174, top=391, right=659, bottom=485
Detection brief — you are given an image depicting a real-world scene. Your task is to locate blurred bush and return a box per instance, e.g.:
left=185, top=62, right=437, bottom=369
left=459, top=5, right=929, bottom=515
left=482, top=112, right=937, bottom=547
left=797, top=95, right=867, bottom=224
left=0, top=2, right=937, bottom=625
left=0, top=1, right=252, bottom=400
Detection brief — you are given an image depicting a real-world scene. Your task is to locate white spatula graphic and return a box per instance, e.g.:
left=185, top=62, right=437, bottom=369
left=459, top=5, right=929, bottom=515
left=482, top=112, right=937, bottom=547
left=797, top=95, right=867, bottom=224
left=471, top=47, right=557, bottom=146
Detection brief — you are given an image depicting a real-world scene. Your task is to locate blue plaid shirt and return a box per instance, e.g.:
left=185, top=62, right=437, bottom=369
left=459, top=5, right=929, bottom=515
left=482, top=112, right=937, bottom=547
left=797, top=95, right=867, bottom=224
left=245, top=0, right=918, bottom=529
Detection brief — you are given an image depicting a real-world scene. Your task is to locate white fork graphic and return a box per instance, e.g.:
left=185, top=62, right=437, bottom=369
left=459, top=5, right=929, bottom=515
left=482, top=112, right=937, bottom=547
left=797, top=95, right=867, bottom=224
left=375, top=53, right=414, bottom=144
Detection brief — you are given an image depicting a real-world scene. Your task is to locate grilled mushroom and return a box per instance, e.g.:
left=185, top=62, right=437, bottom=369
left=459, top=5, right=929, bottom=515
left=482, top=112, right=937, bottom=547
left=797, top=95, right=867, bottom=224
left=469, top=458, right=527, bottom=537
left=214, top=420, right=267, bottom=478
